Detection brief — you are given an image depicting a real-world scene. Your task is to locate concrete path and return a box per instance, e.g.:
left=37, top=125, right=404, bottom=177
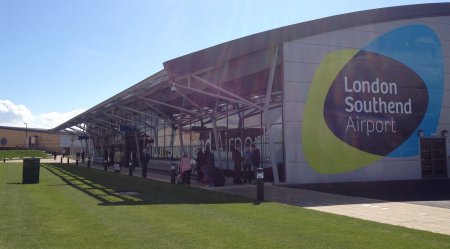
left=6, top=158, right=450, bottom=236
left=213, top=184, right=450, bottom=236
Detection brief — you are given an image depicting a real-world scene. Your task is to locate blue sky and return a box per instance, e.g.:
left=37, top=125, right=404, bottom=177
left=0, top=0, right=436, bottom=128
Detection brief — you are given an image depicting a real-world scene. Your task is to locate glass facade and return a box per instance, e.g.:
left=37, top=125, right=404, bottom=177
left=145, top=104, right=283, bottom=172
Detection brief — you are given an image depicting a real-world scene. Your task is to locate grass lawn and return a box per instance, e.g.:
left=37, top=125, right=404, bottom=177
left=0, top=150, right=49, bottom=159
left=1, top=163, right=450, bottom=249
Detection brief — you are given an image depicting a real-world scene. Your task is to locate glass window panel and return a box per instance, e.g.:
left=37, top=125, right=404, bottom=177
left=216, top=117, right=227, bottom=127
left=227, top=113, right=240, bottom=128
left=268, top=106, right=283, bottom=124
left=244, top=111, right=262, bottom=127
left=269, top=124, right=283, bottom=143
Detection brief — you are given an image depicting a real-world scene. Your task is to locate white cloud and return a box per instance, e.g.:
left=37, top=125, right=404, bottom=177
left=33, top=109, right=86, bottom=129
left=0, top=100, right=32, bottom=125
left=0, top=99, right=85, bottom=129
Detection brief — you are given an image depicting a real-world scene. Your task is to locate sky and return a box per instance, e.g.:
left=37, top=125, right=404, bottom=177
left=0, top=0, right=438, bottom=129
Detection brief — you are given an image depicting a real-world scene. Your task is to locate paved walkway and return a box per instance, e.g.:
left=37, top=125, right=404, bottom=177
left=6, top=158, right=450, bottom=236
left=214, top=184, right=450, bottom=236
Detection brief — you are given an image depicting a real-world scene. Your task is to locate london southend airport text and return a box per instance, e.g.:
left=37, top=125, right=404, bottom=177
left=342, top=76, right=415, bottom=137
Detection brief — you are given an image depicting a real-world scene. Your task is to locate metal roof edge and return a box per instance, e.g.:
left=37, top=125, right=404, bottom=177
left=163, top=3, right=450, bottom=79
left=49, top=69, right=168, bottom=132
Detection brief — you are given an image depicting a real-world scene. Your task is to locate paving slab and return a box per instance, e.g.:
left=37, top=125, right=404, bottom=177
left=214, top=184, right=450, bottom=236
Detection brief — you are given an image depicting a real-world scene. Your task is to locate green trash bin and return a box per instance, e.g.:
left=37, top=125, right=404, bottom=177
left=22, top=158, right=40, bottom=184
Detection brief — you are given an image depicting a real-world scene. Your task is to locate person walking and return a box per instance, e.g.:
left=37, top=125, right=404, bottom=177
left=196, top=148, right=204, bottom=182
left=114, top=149, right=124, bottom=172
left=203, top=147, right=214, bottom=185
left=179, top=152, right=193, bottom=184
left=232, top=146, right=243, bottom=184
left=109, top=150, right=115, bottom=166
left=251, top=144, right=261, bottom=181
left=140, top=149, right=150, bottom=178
left=242, top=144, right=252, bottom=184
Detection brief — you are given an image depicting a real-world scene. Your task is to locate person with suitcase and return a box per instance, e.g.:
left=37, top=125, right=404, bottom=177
left=203, top=147, right=214, bottom=186
left=114, top=149, right=124, bottom=173
left=196, top=148, right=204, bottom=182
left=251, top=144, right=261, bottom=181
left=211, top=166, right=225, bottom=187
left=178, top=152, right=193, bottom=184
left=232, top=146, right=243, bottom=184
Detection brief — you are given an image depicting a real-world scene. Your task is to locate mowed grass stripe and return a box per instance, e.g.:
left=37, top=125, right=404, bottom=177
left=0, top=163, right=128, bottom=249
left=0, top=150, right=48, bottom=159
left=1, top=163, right=449, bottom=249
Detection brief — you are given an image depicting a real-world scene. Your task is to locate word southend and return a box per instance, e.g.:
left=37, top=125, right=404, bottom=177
left=345, top=96, right=412, bottom=114
left=346, top=116, right=397, bottom=137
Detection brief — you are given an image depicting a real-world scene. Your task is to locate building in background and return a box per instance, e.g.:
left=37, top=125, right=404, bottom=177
left=0, top=126, right=84, bottom=155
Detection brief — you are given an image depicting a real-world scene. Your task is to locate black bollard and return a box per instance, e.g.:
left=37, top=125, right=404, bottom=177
left=67, top=157, right=69, bottom=164
left=3, top=158, right=5, bottom=163
left=170, top=164, right=176, bottom=184
left=129, top=161, right=132, bottom=176
left=76, top=159, right=78, bottom=166
left=104, top=160, right=107, bottom=171
left=256, top=167, right=264, bottom=201
left=60, top=156, right=63, bottom=164
left=87, top=158, right=91, bottom=168
left=142, top=162, right=147, bottom=179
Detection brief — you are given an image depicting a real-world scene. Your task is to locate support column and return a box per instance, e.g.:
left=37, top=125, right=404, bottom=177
left=134, top=131, right=142, bottom=169
left=212, top=117, right=222, bottom=168
left=179, top=121, right=184, bottom=154
left=263, top=46, right=280, bottom=184
left=212, top=98, right=222, bottom=169
left=170, top=123, right=176, bottom=158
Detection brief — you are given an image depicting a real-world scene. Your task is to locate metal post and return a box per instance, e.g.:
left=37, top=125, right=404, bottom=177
left=3, top=158, right=5, bottom=163
left=60, top=156, right=63, bottom=164
left=170, top=164, right=176, bottom=184
left=103, top=159, right=107, bottom=171
left=142, top=160, right=147, bottom=179
left=24, top=122, right=28, bottom=148
left=256, top=167, right=264, bottom=201
left=76, top=158, right=78, bottom=166
left=129, top=160, right=133, bottom=176
left=87, top=157, right=91, bottom=168
left=67, top=157, right=69, bottom=164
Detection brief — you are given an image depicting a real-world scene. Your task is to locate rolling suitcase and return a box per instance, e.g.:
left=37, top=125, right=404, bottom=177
left=211, top=167, right=225, bottom=186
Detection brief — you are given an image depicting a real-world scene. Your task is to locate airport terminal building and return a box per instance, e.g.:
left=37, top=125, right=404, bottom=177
left=52, top=3, right=450, bottom=184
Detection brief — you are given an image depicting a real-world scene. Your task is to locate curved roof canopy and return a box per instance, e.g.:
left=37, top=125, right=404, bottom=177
left=51, top=3, right=450, bottom=138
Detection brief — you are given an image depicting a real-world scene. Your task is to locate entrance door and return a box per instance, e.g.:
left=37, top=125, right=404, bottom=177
left=420, top=138, right=447, bottom=178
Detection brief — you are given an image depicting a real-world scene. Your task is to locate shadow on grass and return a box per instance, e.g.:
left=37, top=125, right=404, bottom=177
left=42, top=164, right=252, bottom=206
